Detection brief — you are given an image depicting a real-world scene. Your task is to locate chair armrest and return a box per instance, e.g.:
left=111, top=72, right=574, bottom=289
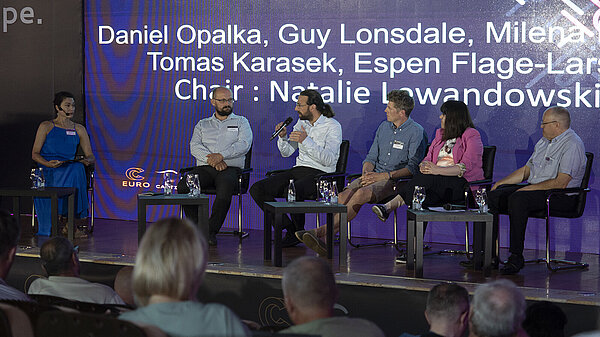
left=179, top=166, right=196, bottom=174
left=265, top=169, right=287, bottom=177
left=346, top=173, right=361, bottom=182
left=546, top=187, right=590, bottom=197
left=240, top=168, right=253, bottom=175
left=315, top=172, right=346, bottom=181
left=467, top=179, right=492, bottom=187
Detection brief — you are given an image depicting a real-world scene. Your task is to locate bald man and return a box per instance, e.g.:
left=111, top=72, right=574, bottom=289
left=177, top=86, right=253, bottom=246
left=487, top=106, right=586, bottom=275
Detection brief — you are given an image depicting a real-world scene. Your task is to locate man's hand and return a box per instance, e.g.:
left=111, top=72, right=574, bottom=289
left=275, top=122, right=288, bottom=138
left=214, top=161, right=228, bottom=171
left=206, top=153, right=224, bottom=167
left=360, top=171, right=387, bottom=186
left=289, top=126, right=308, bottom=143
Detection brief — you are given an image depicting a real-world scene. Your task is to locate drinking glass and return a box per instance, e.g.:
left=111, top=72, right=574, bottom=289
left=30, top=168, right=45, bottom=189
left=412, top=186, right=425, bottom=211
left=475, top=188, right=488, bottom=213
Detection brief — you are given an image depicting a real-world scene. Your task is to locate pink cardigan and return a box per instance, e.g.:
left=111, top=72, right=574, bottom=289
left=424, top=127, right=484, bottom=182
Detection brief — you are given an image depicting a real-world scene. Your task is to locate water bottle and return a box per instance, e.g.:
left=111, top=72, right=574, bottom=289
left=163, top=172, right=173, bottom=195
left=287, top=179, right=296, bottom=203
left=38, top=168, right=45, bottom=189
left=330, top=181, right=338, bottom=204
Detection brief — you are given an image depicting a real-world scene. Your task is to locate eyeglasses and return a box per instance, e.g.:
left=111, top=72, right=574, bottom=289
left=213, top=98, right=234, bottom=103
left=540, top=120, right=557, bottom=126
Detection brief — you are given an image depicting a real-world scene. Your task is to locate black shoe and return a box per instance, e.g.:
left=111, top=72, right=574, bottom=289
left=371, top=204, right=389, bottom=222
left=459, top=257, right=500, bottom=269
left=208, top=233, right=218, bottom=246
left=500, top=254, right=524, bottom=275
left=281, top=233, right=301, bottom=247
left=395, top=253, right=407, bottom=264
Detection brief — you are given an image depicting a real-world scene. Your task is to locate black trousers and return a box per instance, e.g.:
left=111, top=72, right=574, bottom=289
left=249, top=166, right=323, bottom=233
left=488, top=184, right=577, bottom=256
left=397, top=171, right=469, bottom=208
left=177, top=165, right=239, bottom=235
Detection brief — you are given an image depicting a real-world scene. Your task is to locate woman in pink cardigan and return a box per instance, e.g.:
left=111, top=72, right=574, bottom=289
left=372, top=100, right=484, bottom=220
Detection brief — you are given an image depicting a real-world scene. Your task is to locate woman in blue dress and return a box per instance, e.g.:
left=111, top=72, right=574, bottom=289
left=31, top=91, right=95, bottom=236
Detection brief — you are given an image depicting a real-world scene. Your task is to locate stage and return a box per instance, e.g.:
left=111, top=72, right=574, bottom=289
left=9, top=217, right=600, bottom=336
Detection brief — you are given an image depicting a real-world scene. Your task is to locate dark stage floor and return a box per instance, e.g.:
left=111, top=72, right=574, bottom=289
left=16, top=217, right=600, bottom=305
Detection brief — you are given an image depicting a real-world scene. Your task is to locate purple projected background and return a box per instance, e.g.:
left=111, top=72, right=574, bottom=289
left=85, top=0, right=599, bottom=253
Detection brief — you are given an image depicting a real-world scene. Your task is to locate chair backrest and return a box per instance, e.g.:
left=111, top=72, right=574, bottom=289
left=482, top=146, right=496, bottom=181
left=244, top=144, right=253, bottom=170
left=29, top=294, right=128, bottom=317
left=240, top=144, right=253, bottom=192
left=336, top=140, right=350, bottom=174
left=0, top=302, right=35, bottom=337
left=572, top=152, right=594, bottom=217
left=36, top=310, right=164, bottom=337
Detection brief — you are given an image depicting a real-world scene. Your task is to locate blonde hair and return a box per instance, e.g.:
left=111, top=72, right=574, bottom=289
left=132, top=217, right=207, bottom=306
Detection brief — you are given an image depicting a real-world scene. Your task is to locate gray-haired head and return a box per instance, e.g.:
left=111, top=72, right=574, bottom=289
left=282, top=256, right=338, bottom=312
left=470, top=279, right=526, bottom=337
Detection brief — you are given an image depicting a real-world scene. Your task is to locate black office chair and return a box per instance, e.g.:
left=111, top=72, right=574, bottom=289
left=498, top=152, right=593, bottom=272
left=74, top=145, right=95, bottom=233
left=179, top=145, right=253, bottom=240
left=265, top=140, right=350, bottom=229
left=36, top=310, right=166, bottom=337
left=441, top=145, right=497, bottom=256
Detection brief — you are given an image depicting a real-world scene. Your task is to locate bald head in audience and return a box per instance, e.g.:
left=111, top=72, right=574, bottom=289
left=469, top=279, right=526, bottom=337
left=114, top=266, right=135, bottom=307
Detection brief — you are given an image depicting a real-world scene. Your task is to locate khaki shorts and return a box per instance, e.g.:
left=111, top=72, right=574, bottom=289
left=345, top=176, right=397, bottom=203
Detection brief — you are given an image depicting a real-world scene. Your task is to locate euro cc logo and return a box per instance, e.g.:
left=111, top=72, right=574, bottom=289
left=123, top=167, right=150, bottom=188
left=125, top=167, right=145, bottom=181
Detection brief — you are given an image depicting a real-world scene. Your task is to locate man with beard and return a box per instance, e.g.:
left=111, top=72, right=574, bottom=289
left=177, top=86, right=253, bottom=246
left=250, top=89, right=342, bottom=247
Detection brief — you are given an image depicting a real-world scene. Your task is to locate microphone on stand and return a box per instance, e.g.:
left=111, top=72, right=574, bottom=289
left=270, top=117, right=294, bottom=140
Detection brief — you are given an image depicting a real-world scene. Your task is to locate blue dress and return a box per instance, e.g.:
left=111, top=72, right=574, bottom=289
left=34, top=125, right=88, bottom=236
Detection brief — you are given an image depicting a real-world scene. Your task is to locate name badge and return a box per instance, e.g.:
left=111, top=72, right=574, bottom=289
left=393, top=140, right=404, bottom=149
left=227, top=126, right=238, bottom=132
left=66, top=130, right=77, bottom=136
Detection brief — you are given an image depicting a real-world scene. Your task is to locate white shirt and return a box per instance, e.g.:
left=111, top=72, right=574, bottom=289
left=28, top=276, right=125, bottom=305
left=277, top=115, right=342, bottom=173
left=190, top=113, right=253, bottom=168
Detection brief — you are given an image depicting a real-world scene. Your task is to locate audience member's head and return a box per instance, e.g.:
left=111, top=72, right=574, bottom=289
left=282, top=256, right=338, bottom=325
left=0, top=210, right=20, bottom=279
left=132, top=217, right=207, bottom=306
left=425, top=282, right=470, bottom=337
left=469, top=279, right=526, bottom=337
left=114, top=266, right=135, bottom=307
left=40, top=237, right=80, bottom=277
left=522, top=301, right=567, bottom=337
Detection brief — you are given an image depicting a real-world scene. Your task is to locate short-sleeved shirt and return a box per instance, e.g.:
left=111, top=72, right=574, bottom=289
left=120, top=301, right=250, bottom=337
left=281, top=316, right=384, bottom=337
left=526, top=128, right=586, bottom=188
left=363, top=118, right=427, bottom=175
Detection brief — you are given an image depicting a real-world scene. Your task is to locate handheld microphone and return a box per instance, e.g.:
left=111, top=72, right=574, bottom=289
left=270, top=117, right=293, bottom=140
